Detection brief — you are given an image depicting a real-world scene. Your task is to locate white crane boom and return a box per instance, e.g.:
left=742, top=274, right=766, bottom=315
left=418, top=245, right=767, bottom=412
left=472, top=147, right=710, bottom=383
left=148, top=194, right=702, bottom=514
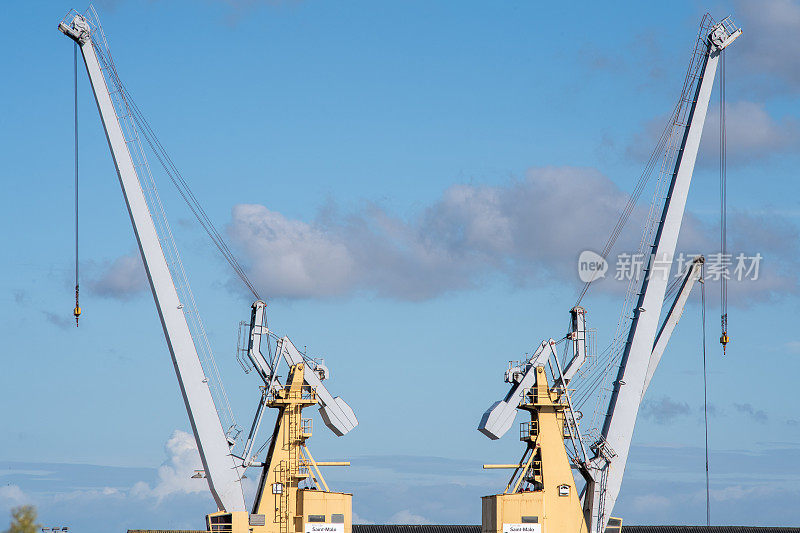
left=587, top=20, right=741, bottom=532
left=645, top=256, right=704, bottom=395
left=59, top=13, right=246, bottom=513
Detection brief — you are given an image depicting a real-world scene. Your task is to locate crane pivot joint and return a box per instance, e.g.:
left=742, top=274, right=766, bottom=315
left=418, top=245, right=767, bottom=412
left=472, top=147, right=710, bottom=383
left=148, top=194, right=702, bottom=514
left=58, top=14, right=91, bottom=44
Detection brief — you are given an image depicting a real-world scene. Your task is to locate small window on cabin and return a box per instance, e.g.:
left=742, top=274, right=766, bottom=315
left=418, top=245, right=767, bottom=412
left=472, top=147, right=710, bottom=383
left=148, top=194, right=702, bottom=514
left=521, top=516, right=539, bottom=523
left=308, top=515, right=326, bottom=523
left=331, top=514, right=345, bottom=524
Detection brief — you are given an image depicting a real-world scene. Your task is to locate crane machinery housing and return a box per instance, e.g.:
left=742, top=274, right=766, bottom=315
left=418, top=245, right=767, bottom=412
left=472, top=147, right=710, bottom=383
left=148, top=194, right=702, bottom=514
left=477, top=15, right=741, bottom=533
left=58, top=7, right=358, bottom=533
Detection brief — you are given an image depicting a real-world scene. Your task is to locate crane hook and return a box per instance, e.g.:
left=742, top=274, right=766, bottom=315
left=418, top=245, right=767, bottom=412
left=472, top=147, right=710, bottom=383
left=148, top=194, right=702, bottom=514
left=74, top=284, right=81, bottom=327
left=720, top=314, right=729, bottom=355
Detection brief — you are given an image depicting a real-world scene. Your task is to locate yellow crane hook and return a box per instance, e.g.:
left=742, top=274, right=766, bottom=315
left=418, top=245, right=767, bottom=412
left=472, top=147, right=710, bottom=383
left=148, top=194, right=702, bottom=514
left=74, top=284, right=81, bottom=327
left=720, top=313, right=729, bottom=355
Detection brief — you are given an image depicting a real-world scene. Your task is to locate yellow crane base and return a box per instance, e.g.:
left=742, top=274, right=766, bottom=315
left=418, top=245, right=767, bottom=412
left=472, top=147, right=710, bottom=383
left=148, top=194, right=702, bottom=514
left=206, top=489, right=351, bottom=533
left=480, top=366, right=622, bottom=533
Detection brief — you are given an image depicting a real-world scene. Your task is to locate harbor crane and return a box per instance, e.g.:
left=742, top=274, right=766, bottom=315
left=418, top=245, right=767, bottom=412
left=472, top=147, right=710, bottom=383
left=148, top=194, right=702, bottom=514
left=59, top=8, right=357, bottom=533
left=478, top=15, right=740, bottom=533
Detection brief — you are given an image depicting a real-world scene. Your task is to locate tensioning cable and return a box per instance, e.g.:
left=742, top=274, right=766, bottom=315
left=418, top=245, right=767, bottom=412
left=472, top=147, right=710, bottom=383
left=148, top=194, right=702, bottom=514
left=701, top=261, right=711, bottom=526
left=73, top=42, right=81, bottom=327
left=719, top=48, right=729, bottom=355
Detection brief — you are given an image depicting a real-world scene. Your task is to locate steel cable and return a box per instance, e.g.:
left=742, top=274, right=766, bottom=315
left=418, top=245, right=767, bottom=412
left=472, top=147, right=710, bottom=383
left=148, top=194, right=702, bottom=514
left=720, top=49, right=729, bottom=355
left=701, top=262, right=711, bottom=526
left=119, top=84, right=261, bottom=301
left=73, top=42, right=81, bottom=327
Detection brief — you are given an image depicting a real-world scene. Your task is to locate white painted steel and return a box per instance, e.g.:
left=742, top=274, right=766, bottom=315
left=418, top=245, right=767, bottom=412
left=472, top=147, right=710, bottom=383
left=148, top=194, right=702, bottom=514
left=478, top=341, right=550, bottom=440
left=562, top=307, right=587, bottom=383
left=59, top=15, right=246, bottom=513
left=479, top=308, right=587, bottom=441
left=247, top=300, right=273, bottom=384
left=241, top=391, right=268, bottom=468
left=244, top=299, right=357, bottom=437
left=279, top=338, right=358, bottom=436
left=589, top=21, right=739, bottom=532
left=644, top=257, right=704, bottom=395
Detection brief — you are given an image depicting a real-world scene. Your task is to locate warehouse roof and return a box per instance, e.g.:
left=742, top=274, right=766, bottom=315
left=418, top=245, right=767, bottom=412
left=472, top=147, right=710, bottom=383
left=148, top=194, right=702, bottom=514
left=353, top=526, right=800, bottom=533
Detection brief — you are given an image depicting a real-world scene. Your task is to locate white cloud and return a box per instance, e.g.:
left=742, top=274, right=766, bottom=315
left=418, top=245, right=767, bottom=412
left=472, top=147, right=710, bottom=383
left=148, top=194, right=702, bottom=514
left=228, top=167, right=799, bottom=303
left=630, top=493, right=671, bottom=512
left=228, top=167, right=629, bottom=300
left=699, top=101, right=800, bottom=163
left=351, top=512, right=374, bottom=525
left=640, top=396, right=691, bottom=425
left=5, top=447, right=800, bottom=530
left=733, top=403, right=769, bottom=424
left=131, top=430, right=207, bottom=501
left=629, top=101, right=800, bottom=166
left=786, top=341, right=800, bottom=353
left=736, top=0, right=800, bottom=91
left=43, top=311, right=74, bottom=329
left=89, top=253, right=148, bottom=300
left=387, top=509, right=432, bottom=525
left=79, top=170, right=798, bottom=307
left=228, top=204, right=355, bottom=298
left=53, top=487, right=123, bottom=503
left=708, top=483, right=779, bottom=503
left=0, top=485, right=29, bottom=511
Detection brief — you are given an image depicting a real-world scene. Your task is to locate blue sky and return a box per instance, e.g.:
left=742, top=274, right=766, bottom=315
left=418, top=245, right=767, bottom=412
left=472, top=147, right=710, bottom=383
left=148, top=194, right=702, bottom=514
left=2, top=0, right=800, bottom=530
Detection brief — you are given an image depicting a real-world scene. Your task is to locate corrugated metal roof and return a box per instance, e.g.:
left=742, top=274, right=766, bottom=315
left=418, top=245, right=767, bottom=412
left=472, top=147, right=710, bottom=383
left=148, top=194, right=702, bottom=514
left=354, top=526, right=480, bottom=533
left=353, top=526, right=800, bottom=533
left=128, top=530, right=208, bottom=533
left=623, top=528, right=800, bottom=533
left=126, top=525, right=800, bottom=533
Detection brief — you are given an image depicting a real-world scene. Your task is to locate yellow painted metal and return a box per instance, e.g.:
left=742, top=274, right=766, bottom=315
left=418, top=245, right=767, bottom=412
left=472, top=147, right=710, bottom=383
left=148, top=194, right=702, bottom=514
left=605, top=517, right=623, bottom=533
left=204, top=363, right=352, bottom=533
left=300, top=445, right=329, bottom=492
left=508, top=448, right=535, bottom=495
left=481, top=366, right=588, bottom=533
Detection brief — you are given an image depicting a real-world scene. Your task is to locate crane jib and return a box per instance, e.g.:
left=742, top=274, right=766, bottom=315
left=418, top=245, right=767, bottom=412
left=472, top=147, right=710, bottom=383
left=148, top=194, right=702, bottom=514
left=589, top=18, right=741, bottom=533
left=59, top=11, right=247, bottom=513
